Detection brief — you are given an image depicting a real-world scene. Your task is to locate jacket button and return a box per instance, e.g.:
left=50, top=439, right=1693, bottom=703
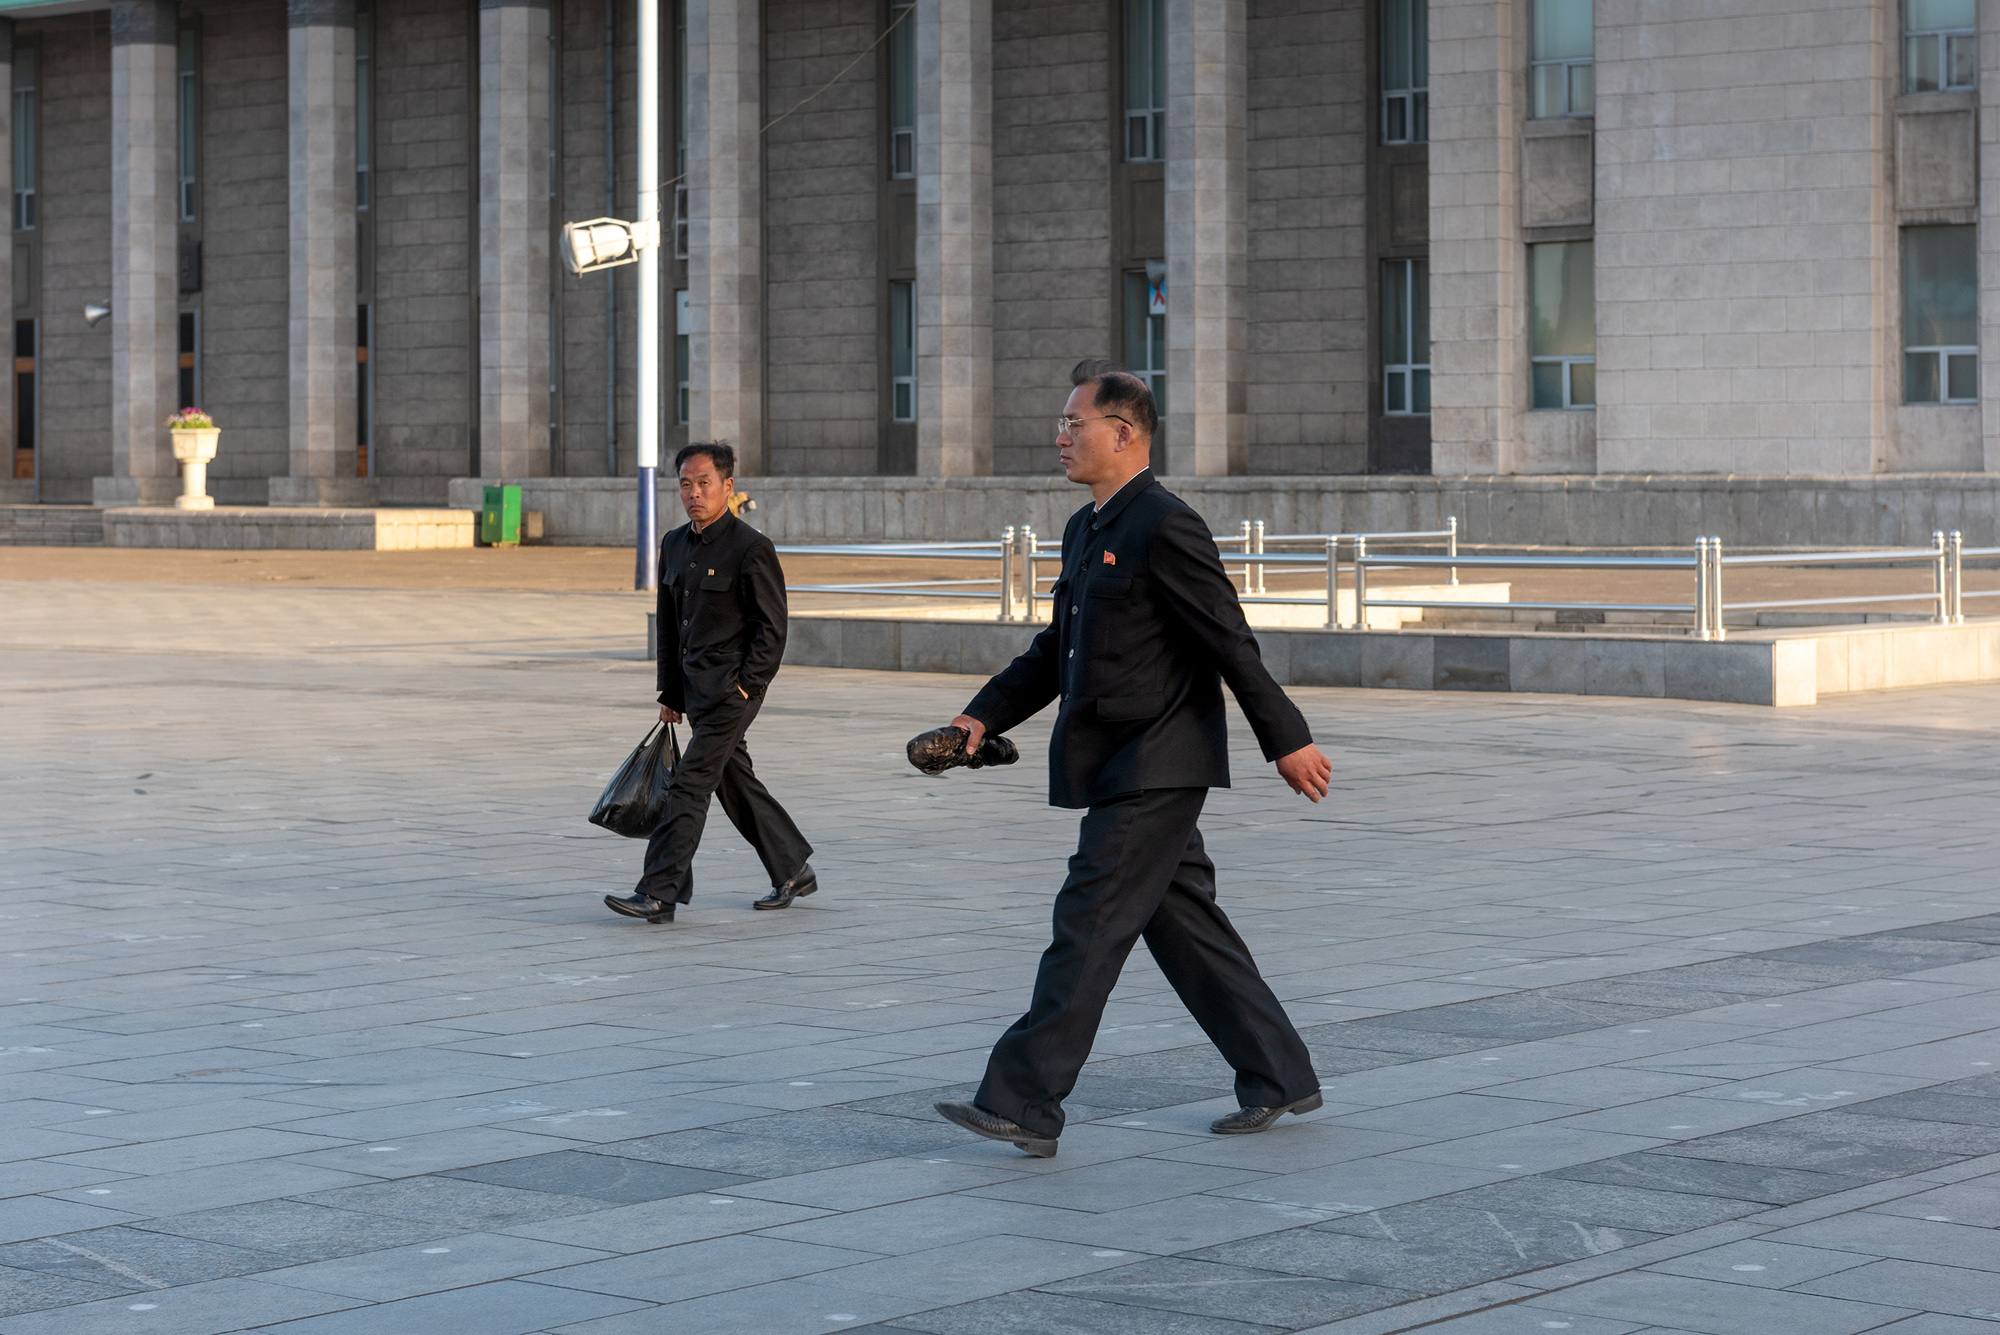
left=1068, top=649, right=1074, bottom=658
left=1070, top=605, right=1078, bottom=614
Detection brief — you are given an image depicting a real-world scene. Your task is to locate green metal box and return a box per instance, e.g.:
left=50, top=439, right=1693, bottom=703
left=480, top=485, right=521, bottom=547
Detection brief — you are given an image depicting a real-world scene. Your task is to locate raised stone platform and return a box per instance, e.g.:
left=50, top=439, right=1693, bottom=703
left=102, top=506, right=474, bottom=551
left=451, top=472, right=2000, bottom=549
left=780, top=613, right=2000, bottom=707
left=0, top=504, right=106, bottom=546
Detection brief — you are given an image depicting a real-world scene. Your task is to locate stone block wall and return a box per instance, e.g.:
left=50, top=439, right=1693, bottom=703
left=370, top=0, right=473, bottom=504
left=1245, top=0, right=1368, bottom=475
left=991, top=0, right=1113, bottom=477
left=34, top=17, right=111, bottom=505
left=554, top=0, right=643, bottom=479
left=1593, top=0, right=1891, bottom=475
left=198, top=3, right=289, bottom=504
left=763, top=0, right=881, bottom=477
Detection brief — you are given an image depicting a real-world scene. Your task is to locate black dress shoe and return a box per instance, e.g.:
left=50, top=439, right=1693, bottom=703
left=604, top=892, right=675, bottom=924
left=1210, top=1091, right=1323, bottom=1135
left=754, top=863, right=818, bottom=910
left=934, top=1100, right=1057, bottom=1158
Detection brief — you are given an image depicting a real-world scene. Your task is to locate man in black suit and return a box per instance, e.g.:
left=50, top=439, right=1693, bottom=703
left=604, top=442, right=817, bottom=924
left=934, top=368, right=1332, bottom=1157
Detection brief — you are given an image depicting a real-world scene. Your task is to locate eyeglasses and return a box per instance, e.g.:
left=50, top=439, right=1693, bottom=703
left=1056, top=414, right=1131, bottom=436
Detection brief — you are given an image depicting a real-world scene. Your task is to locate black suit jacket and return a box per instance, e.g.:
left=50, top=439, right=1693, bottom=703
left=656, top=510, right=788, bottom=715
left=964, top=470, right=1313, bottom=809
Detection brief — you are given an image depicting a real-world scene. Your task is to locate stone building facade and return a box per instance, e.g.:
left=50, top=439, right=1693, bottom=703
left=1, top=0, right=1995, bottom=510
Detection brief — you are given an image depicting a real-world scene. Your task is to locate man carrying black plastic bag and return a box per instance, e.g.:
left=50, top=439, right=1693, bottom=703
left=604, top=442, right=816, bottom=924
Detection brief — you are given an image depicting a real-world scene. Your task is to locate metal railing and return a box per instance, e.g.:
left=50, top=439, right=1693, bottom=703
left=780, top=518, right=1463, bottom=625
left=1356, top=530, right=1993, bottom=639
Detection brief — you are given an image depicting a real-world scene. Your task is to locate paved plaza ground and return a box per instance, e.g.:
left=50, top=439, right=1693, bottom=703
left=4, top=567, right=2000, bottom=1334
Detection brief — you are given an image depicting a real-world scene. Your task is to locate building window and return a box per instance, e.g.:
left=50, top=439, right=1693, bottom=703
left=673, top=0, right=690, bottom=258
left=1903, top=224, right=1977, bottom=404
left=1381, top=0, right=1426, bottom=145
left=1382, top=258, right=1429, bottom=415
left=1529, top=240, right=1594, bottom=409
left=12, top=319, right=31, bottom=481
left=177, top=311, right=200, bottom=410
left=889, top=280, right=915, bottom=421
left=1905, top=0, right=1974, bottom=94
left=1123, top=265, right=1167, bottom=410
left=1124, top=0, right=1165, bottom=162
left=357, top=305, right=373, bottom=476
left=1530, top=0, right=1592, bottom=119
left=13, top=46, right=35, bottom=231
left=355, top=13, right=372, bottom=210
left=676, top=289, right=691, bottom=426
left=177, top=29, right=197, bottom=221
left=888, top=1, right=915, bottom=178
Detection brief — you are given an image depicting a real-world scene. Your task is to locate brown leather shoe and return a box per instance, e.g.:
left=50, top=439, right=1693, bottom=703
left=1210, top=1091, right=1323, bottom=1135
left=935, top=1101, right=1057, bottom=1158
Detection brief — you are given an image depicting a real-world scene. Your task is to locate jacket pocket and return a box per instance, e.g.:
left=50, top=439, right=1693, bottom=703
left=1088, top=575, right=1132, bottom=598
left=1096, top=690, right=1165, bottom=721
left=699, top=574, right=733, bottom=592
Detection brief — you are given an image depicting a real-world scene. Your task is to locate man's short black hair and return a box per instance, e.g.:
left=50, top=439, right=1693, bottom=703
left=674, top=441, right=736, bottom=477
left=1067, top=360, right=1159, bottom=439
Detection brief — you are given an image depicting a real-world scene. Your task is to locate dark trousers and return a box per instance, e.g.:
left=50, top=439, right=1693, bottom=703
left=636, top=694, right=812, bottom=905
left=975, top=786, right=1318, bottom=1139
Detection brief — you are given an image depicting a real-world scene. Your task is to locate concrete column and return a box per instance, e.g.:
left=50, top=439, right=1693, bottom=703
left=1427, top=0, right=1523, bottom=476
left=95, top=0, right=180, bottom=508
left=478, top=0, right=552, bottom=479
left=1163, top=0, right=1245, bottom=477
left=914, top=0, right=991, bottom=477
left=1981, top=1, right=2000, bottom=472
left=688, top=0, right=763, bottom=474
left=272, top=0, right=365, bottom=507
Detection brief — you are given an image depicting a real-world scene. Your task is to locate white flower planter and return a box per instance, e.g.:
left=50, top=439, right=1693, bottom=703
left=170, top=427, right=219, bottom=511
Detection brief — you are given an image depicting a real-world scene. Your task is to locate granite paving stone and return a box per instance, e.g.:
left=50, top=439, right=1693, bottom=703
left=7, top=578, right=2000, bottom=1330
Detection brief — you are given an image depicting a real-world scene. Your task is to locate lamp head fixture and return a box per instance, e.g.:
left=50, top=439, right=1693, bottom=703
left=560, top=217, right=661, bottom=276
left=83, top=302, right=111, bottom=328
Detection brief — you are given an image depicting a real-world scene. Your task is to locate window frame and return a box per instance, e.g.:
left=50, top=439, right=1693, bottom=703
left=676, top=289, right=691, bottom=426
left=889, top=279, right=916, bottom=423
left=1123, top=266, right=1167, bottom=411
left=355, top=13, right=373, bottom=211
left=1528, top=0, right=1593, bottom=120
left=887, top=1, right=915, bottom=179
left=14, top=44, right=37, bottom=232
left=177, top=27, right=198, bottom=222
left=1901, top=223, right=1979, bottom=405
left=1381, top=257, right=1430, bottom=416
left=1380, top=0, right=1427, bottom=146
left=1903, top=0, right=1976, bottom=94
left=1124, top=0, right=1166, bottom=163
left=1528, top=240, right=1596, bottom=411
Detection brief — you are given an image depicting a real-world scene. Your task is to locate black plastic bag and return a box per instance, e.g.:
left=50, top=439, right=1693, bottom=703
left=589, top=723, right=681, bottom=838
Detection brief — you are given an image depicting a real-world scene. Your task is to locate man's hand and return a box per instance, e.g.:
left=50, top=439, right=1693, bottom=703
left=950, top=714, right=986, bottom=755
left=659, top=704, right=684, bottom=724
left=1275, top=743, right=1332, bottom=803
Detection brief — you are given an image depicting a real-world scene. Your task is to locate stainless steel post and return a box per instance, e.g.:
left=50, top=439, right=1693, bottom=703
left=1933, top=530, right=1949, bottom=624
left=1022, top=526, right=1038, bottom=620
left=1353, top=536, right=1368, bottom=630
left=1710, top=537, right=1726, bottom=640
left=1695, top=538, right=1712, bottom=640
left=1325, top=536, right=1338, bottom=628
left=999, top=525, right=1015, bottom=622
left=1949, top=529, right=1964, bottom=623
left=1447, top=516, right=1459, bottom=586
left=1251, top=519, right=1266, bottom=595
left=1236, top=519, right=1252, bottom=587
